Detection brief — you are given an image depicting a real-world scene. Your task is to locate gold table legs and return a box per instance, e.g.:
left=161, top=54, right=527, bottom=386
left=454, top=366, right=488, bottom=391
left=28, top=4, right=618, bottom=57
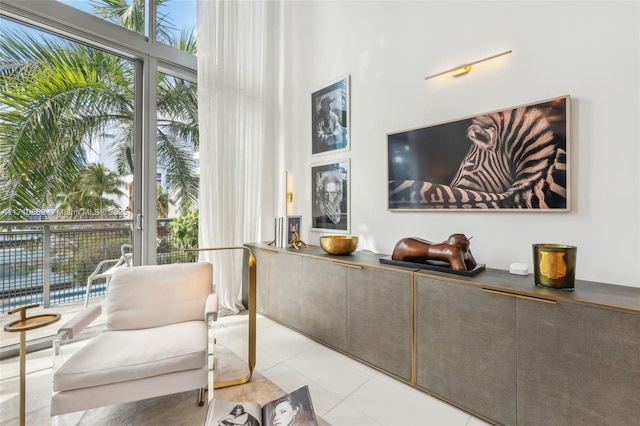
left=4, top=304, right=61, bottom=426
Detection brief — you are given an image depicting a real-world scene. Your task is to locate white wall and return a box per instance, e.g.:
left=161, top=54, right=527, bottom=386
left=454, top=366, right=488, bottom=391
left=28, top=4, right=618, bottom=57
left=270, top=1, right=640, bottom=287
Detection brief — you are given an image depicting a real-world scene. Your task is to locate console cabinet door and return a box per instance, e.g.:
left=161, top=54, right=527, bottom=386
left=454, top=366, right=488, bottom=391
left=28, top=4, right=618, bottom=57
left=267, top=251, right=304, bottom=329
left=299, top=257, right=347, bottom=350
left=347, top=266, right=413, bottom=381
left=416, top=276, right=517, bottom=426
left=517, top=300, right=640, bottom=425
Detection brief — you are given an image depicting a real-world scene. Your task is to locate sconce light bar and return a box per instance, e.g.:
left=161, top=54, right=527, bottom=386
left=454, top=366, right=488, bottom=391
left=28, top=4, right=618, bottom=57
left=285, top=171, right=293, bottom=215
left=424, top=50, right=512, bottom=80
left=450, top=66, right=472, bottom=77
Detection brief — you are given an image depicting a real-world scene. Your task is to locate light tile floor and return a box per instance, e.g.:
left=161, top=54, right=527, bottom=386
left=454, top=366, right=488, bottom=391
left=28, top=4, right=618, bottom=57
left=215, top=312, right=490, bottom=426
left=0, top=309, right=491, bottom=426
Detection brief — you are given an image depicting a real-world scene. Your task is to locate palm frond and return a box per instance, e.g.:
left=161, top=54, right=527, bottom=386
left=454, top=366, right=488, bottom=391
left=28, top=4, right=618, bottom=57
left=157, top=133, right=198, bottom=214
left=1, top=15, right=198, bottom=219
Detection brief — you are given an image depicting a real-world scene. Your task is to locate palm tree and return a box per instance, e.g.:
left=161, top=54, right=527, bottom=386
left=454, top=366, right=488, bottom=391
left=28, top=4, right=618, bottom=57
left=0, top=31, right=126, bottom=219
left=0, top=0, right=198, bottom=220
left=55, top=163, right=125, bottom=219
left=157, top=185, right=171, bottom=218
left=81, top=163, right=127, bottom=217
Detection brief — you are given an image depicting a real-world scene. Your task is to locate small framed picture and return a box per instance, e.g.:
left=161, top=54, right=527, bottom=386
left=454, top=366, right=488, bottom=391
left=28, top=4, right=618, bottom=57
left=311, top=159, right=350, bottom=233
left=286, top=215, right=302, bottom=245
left=311, top=75, right=350, bottom=155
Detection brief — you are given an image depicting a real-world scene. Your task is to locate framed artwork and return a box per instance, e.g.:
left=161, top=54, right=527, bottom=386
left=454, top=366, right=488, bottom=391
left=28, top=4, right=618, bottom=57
left=388, top=95, right=570, bottom=211
left=286, top=215, right=302, bottom=245
left=311, top=75, right=350, bottom=155
left=311, top=159, right=350, bottom=232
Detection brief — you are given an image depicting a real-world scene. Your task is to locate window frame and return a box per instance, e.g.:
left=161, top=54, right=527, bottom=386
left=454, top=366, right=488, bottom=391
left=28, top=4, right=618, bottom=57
left=1, top=0, right=198, bottom=265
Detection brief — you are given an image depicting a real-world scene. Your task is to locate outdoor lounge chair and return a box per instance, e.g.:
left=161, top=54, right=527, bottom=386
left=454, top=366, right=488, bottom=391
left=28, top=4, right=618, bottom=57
left=84, top=243, right=132, bottom=308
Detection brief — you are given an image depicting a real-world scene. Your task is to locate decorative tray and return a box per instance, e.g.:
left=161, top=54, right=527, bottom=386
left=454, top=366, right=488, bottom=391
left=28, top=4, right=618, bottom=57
left=379, top=257, right=485, bottom=277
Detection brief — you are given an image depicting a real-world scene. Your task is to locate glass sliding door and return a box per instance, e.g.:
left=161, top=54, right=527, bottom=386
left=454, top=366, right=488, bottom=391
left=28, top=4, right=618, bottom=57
left=0, top=18, right=136, bottom=307
left=156, top=70, right=199, bottom=264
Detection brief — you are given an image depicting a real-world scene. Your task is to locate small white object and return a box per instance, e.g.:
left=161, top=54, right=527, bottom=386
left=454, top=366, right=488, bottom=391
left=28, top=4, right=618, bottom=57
left=510, top=262, right=529, bottom=275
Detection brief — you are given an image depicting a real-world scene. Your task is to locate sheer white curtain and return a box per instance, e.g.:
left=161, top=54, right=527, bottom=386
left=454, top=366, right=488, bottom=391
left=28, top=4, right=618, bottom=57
left=197, top=0, right=271, bottom=314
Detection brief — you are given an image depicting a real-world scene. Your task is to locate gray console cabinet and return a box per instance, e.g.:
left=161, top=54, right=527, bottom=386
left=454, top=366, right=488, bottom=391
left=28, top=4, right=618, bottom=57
left=263, top=249, right=304, bottom=329
left=248, top=244, right=413, bottom=380
left=517, top=299, right=640, bottom=426
left=415, top=276, right=517, bottom=425
left=299, top=257, right=348, bottom=350
left=346, top=264, right=413, bottom=381
left=246, top=243, right=640, bottom=426
left=251, top=247, right=272, bottom=314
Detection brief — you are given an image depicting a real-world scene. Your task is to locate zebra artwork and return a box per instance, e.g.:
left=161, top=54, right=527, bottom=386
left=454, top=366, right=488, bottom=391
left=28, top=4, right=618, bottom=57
left=388, top=96, right=569, bottom=210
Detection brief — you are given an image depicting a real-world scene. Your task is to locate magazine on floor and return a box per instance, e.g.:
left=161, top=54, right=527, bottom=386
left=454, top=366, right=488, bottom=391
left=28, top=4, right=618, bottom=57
left=207, top=385, right=318, bottom=426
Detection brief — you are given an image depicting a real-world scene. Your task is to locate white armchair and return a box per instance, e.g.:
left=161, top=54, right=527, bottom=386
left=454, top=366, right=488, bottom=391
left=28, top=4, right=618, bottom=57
left=84, top=243, right=133, bottom=308
left=51, top=262, right=217, bottom=417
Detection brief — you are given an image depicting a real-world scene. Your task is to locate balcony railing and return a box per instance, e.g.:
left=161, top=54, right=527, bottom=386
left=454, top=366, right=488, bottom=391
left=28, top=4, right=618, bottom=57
left=0, top=218, right=194, bottom=313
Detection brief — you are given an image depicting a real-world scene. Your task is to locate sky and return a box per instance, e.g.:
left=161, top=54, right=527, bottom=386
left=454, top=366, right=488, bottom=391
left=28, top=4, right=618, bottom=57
left=2, top=0, right=196, bottom=45
left=56, top=0, right=196, bottom=39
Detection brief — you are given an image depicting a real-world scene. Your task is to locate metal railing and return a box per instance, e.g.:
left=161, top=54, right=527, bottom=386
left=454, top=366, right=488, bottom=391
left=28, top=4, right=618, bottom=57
left=0, top=219, right=194, bottom=313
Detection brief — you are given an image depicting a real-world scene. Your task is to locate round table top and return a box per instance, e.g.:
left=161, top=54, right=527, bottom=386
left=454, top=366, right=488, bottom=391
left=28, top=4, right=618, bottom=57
left=4, top=313, right=61, bottom=332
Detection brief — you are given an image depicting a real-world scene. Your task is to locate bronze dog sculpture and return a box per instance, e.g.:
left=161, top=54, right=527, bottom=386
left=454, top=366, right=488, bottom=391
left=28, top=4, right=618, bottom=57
left=391, top=233, right=477, bottom=271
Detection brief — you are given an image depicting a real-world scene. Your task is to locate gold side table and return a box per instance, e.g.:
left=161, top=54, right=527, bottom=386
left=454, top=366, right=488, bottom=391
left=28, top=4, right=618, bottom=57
left=4, top=304, right=61, bottom=426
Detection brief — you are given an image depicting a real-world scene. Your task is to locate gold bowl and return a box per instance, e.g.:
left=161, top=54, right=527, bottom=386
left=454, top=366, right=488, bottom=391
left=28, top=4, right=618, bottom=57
left=320, top=235, right=359, bottom=255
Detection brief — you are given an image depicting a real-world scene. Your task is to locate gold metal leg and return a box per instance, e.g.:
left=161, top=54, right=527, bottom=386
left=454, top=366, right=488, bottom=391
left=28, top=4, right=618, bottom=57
left=4, top=305, right=60, bottom=426
left=189, top=246, right=256, bottom=389
left=19, top=330, right=26, bottom=426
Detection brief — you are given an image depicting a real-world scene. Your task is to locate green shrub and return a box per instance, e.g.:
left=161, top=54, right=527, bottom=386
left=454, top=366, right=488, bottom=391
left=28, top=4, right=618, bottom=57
left=168, top=210, right=199, bottom=261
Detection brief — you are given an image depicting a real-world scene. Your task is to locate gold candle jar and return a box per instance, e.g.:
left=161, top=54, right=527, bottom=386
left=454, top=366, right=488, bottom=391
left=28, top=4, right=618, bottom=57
left=532, top=244, right=577, bottom=290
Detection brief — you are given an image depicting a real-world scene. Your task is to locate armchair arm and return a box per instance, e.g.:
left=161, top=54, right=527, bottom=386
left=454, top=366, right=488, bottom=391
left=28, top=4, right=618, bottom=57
left=58, top=304, right=102, bottom=340
left=53, top=304, right=102, bottom=372
left=205, top=293, right=219, bottom=403
left=205, top=293, right=219, bottom=322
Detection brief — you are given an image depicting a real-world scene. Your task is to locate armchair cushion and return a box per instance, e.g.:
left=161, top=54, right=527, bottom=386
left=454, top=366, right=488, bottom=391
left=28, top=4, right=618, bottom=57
left=106, top=262, right=212, bottom=331
left=53, top=320, right=206, bottom=392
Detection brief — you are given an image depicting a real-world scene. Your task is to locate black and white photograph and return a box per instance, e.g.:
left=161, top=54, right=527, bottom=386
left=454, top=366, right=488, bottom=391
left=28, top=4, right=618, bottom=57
left=286, top=215, right=301, bottom=245
left=262, top=385, right=318, bottom=426
left=208, top=385, right=318, bottom=426
left=311, top=76, right=349, bottom=155
left=311, top=159, right=350, bottom=232
left=388, top=95, right=570, bottom=211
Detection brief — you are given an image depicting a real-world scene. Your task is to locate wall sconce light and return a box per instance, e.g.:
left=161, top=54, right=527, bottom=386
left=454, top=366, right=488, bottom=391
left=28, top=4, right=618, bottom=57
left=424, top=50, right=512, bottom=80
left=285, top=171, right=293, bottom=215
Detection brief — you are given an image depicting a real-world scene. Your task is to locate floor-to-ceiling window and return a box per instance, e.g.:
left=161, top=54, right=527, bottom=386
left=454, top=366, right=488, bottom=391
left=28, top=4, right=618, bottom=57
left=0, top=0, right=198, bottom=310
